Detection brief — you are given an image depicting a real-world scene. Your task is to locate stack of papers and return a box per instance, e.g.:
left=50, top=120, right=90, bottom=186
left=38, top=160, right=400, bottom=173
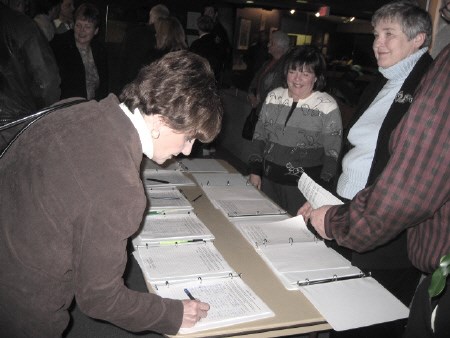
left=143, top=157, right=228, bottom=173
left=134, top=241, right=234, bottom=283
left=145, top=188, right=193, bottom=213
left=192, top=173, right=286, bottom=217
left=142, top=169, right=195, bottom=188
left=132, top=212, right=214, bottom=247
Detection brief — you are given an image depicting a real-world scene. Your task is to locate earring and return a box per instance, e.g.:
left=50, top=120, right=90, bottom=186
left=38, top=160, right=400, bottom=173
left=151, top=129, right=160, bottom=139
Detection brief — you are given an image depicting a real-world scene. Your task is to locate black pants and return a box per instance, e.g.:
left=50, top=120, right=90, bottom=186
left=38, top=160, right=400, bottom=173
left=405, top=275, right=450, bottom=338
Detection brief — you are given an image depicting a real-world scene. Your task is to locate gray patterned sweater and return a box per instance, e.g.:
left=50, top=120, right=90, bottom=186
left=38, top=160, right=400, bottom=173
left=249, top=87, right=343, bottom=185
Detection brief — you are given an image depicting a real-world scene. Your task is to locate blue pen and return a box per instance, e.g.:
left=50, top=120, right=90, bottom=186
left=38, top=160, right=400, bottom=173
left=184, top=288, right=195, bottom=300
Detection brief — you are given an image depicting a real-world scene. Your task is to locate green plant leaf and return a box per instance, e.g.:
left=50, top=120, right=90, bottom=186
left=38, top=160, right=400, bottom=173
left=429, top=268, right=446, bottom=298
left=428, top=253, right=450, bottom=299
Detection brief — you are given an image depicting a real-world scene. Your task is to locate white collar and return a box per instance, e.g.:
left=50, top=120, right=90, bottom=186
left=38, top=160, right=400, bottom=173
left=119, top=103, right=154, bottom=159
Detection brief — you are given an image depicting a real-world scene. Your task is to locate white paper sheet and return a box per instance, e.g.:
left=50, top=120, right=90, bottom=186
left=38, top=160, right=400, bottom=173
left=134, top=241, right=233, bottom=283
left=298, top=172, right=343, bottom=208
left=134, top=213, right=214, bottom=244
left=231, top=215, right=315, bottom=246
left=300, top=277, right=409, bottom=331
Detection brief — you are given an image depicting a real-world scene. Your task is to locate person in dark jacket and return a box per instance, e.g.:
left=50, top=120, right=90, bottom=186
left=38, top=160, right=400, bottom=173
left=119, top=4, right=169, bottom=89
left=0, top=1, right=60, bottom=149
left=51, top=2, right=108, bottom=100
left=190, top=15, right=225, bottom=81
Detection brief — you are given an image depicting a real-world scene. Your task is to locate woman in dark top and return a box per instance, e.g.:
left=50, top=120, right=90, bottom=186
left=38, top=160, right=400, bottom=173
left=51, top=2, right=108, bottom=100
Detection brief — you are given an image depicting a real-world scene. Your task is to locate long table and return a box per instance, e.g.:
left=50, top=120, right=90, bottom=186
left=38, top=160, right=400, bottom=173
left=144, top=161, right=331, bottom=338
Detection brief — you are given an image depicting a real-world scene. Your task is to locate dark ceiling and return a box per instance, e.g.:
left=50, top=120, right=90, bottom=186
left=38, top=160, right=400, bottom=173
left=222, top=0, right=407, bottom=21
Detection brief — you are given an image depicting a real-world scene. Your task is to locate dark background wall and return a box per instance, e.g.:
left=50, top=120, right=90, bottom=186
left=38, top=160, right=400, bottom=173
left=24, top=0, right=382, bottom=92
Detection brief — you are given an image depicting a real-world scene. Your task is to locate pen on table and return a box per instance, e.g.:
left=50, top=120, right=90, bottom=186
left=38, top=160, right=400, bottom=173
left=146, top=178, right=170, bottom=184
left=159, top=239, right=205, bottom=245
left=184, top=288, right=195, bottom=300
left=192, top=194, right=203, bottom=202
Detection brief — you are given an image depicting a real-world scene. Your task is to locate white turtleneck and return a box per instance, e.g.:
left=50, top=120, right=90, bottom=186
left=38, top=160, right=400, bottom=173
left=337, top=48, right=427, bottom=199
left=119, top=103, right=154, bottom=159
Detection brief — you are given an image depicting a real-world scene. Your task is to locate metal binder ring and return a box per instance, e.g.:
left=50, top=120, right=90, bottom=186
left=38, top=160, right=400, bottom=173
left=198, top=277, right=202, bottom=284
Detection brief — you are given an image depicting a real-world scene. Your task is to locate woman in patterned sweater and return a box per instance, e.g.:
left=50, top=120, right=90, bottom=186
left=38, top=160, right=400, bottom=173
left=248, top=46, right=342, bottom=216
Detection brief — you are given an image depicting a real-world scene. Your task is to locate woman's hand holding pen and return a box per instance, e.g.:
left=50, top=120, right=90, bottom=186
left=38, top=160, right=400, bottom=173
left=180, top=299, right=210, bottom=328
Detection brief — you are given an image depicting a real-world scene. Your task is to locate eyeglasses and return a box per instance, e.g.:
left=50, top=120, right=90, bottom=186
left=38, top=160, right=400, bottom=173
left=440, top=1, right=450, bottom=22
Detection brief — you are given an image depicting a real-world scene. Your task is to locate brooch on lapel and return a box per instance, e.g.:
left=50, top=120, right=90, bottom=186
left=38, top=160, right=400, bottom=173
left=394, top=91, right=413, bottom=104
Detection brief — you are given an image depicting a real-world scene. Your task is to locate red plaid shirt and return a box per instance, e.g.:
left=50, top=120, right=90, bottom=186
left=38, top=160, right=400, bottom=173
left=325, top=44, right=450, bottom=273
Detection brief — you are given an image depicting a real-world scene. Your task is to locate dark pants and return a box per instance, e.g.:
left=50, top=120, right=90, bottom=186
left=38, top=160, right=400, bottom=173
left=261, top=178, right=305, bottom=217
left=261, top=166, right=327, bottom=217
left=405, top=275, right=450, bottom=338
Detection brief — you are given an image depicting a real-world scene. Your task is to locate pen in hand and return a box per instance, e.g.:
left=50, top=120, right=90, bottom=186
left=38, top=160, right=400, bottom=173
left=184, top=288, right=196, bottom=300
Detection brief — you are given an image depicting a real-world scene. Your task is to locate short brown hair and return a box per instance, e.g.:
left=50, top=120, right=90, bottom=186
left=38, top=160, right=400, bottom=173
left=120, top=51, right=223, bottom=143
left=74, top=2, right=100, bottom=28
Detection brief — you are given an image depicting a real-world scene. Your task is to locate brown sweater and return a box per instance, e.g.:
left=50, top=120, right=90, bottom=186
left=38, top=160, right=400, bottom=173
left=0, top=94, right=183, bottom=337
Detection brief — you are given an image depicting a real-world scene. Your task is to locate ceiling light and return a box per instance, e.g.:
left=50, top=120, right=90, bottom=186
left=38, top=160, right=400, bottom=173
left=349, top=17, right=355, bottom=22
left=290, top=9, right=296, bottom=15
left=315, top=12, right=320, bottom=17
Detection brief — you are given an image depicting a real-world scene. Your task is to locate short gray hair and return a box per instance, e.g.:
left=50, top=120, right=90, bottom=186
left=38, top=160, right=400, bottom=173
left=272, top=30, right=290, bottom=53
left=372, top=1, right=432, bottom=48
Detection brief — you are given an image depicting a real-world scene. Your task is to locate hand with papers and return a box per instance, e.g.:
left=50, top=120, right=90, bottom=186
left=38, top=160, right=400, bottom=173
left=309, top=205, right=333, bottom=240
left=298, top=202, right=333, bottom=240
left=296, top=172, right=343, bottom=240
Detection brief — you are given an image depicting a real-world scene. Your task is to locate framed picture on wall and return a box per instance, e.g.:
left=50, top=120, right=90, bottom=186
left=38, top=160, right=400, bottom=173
left=237, top=18, right=251, bottom=50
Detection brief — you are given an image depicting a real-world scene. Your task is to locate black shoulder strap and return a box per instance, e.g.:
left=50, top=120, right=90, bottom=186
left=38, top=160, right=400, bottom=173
left=0, top=99, right=86, bottom=158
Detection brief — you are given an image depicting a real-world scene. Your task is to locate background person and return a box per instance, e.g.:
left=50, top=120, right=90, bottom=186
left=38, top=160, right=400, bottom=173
left=147, top=15, right=187, bottom=64
left=54, top=0, right=74, bottom=34
left=33, top=0, right=62, bottom=41
left=0, top=50, right=223, bottom=337
left=247, top=30, right=290, bottom=119
left=119, top=3, right=169, bottom=89
left=51, top=2, right=108, bottom=100
left=249, top=46, right=342, bottom=216
left=0, top=1, right=60, bottom=150
left=190, top=15, right=226, bottom=81
left=202, top=2, right=231, bottom=81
